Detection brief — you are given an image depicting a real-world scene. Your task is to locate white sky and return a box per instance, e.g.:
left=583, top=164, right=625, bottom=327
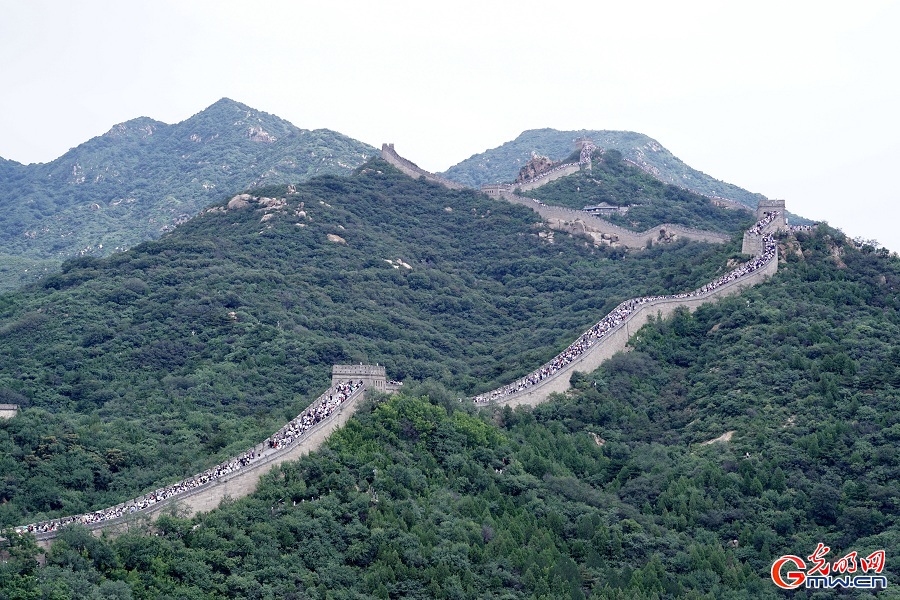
left=2, top=0, right=898, bottom=250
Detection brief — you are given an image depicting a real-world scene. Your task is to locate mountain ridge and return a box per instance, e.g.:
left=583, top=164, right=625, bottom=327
left=441, top=128, right=765, bottom=208
left=0, top=98, right=376, bottom=291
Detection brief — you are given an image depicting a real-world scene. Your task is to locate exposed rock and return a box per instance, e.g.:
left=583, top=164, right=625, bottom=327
left=327, top=234, right=346, bottom=244
left=248, top=126, right=276, bottom=143
left=257, top=197, right=286, bottom=210
left=516, top=154, right=557, bottom=183
left=227, top=194, right=252, bottom=210
left=701, top=431, right=735, bottom=445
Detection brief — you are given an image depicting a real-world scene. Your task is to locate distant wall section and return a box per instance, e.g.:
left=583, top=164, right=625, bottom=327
left=489, top=188, right=730, bottom=248
left=381, top=144, right=466, bottom=190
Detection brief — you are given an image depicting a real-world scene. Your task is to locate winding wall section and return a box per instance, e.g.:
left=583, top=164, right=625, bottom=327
left=12, top=147, right=784, bottom=547
left=496, top=190, right=730, bottom=247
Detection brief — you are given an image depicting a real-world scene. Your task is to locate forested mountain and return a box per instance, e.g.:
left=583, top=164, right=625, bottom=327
left=441, top=128, right=765, bottom=209
left=2, top=134, right=897, bottom=598
left=4, top=221, right=899, bottom=597
left=0, top=99, right=375, bottom=292
left=0, top=158, right=745, bottom=530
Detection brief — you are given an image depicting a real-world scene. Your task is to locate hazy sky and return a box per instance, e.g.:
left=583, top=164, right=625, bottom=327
left=2, top=0, right=898, bottom=250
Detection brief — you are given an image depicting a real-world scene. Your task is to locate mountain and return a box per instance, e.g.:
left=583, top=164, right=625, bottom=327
left=0, top=157, right=739, bottom=529
left=4, top=215, right=900, bottom=596
left=441, top=128, right=765, bottom=208
left=0, top=98, right=375, bottom=292
left=3, top=139, right=897, bottom=597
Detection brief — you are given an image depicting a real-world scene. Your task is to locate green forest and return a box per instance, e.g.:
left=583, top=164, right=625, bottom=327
left=2, top=226, right=898, bottom=598
left=0, top=159, right=745, bottom=529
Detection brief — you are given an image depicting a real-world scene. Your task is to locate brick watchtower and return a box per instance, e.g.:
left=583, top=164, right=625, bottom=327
left=332, top=364, right=387, bottom=392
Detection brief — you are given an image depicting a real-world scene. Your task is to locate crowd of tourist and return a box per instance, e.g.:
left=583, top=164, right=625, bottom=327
left=15, top=380, right=364, bottom=536
left=474, top=215, right=780, bottom=404
left=747, top=210, right=781, bottom=235
left=579, top=142, right=596, bottom=165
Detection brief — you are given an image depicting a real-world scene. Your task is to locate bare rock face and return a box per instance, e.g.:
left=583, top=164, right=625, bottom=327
left=327, top=234, right=346, bottom=244
left=516, top=154, right=556, bottom=183
left=227, top=194, right=252, bottom=209
left=248, top=127, right=276, bottom=143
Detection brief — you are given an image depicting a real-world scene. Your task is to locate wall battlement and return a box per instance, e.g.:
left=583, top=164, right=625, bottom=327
left=0, top=404, right=18, bottom=419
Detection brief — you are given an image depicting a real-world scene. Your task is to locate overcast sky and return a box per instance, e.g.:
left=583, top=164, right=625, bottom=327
left=2, top=0, right=898, bottom=250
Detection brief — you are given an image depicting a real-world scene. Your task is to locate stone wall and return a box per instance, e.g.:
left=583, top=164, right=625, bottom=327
left=498, top=192, right=730, bottom=248
left=332, top=364, right=387, bottom=393
left=27, top=382, right=374, bottom=545
left=0, top=404, right=18, bottom=419
left=515, top=164, right=581, bottom=192
left=494, top=249, right=778, bottom=409
left=381, top=144, right=466, bottom=190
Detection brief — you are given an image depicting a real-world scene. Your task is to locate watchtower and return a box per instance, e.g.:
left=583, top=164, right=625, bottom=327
left=0, top=404, right=18, bottom=419
left=756, top=199, right=787, bottom=230
left=332, top=364, right=387, bottom=393
left=480, top=183, right=512, bottom=197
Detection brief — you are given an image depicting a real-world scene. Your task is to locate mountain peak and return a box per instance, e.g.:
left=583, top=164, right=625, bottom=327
left=103, top=116, right=166, bottom=140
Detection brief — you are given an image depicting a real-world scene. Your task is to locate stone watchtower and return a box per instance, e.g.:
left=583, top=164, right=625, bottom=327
left=743, top=199, right=788, bottom=255
left=756, top=199, right=787, bottom=230
left=332, top=364, right=387, bottom=393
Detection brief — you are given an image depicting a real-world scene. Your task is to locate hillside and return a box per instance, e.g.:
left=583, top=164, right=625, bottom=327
left=524, top=149, right=750, bottom=234
left=441, top=128, right=765, bottom=209
left=0, top=98, right=375, bottom=292
left=3, top=226, right=899, bottom=598
left=0, top=158, right=740, bottom=528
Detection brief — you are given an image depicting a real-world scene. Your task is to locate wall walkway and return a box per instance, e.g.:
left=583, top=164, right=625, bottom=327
left=380, top=144, right=466, bottom=190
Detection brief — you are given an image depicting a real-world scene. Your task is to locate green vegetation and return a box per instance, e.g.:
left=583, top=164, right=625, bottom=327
left=0, top=159, right=738, bottom=527
left=441, top=128, right=765, bottom=209
left=525, top=151, right=752, bottom=234
left=0, top=98, right=375, bottom=293
left=5, top=225, right=900, bottom=598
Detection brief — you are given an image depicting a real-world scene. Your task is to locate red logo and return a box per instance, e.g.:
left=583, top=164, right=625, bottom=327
left=771, top=555, right=807, bottom=589
left=771, top=545, right=887, bottom=590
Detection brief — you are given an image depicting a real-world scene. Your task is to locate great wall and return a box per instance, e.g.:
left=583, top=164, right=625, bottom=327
left=381, top=142, right=735, bottom=249
left=8, top=144, right=795, bottom=546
